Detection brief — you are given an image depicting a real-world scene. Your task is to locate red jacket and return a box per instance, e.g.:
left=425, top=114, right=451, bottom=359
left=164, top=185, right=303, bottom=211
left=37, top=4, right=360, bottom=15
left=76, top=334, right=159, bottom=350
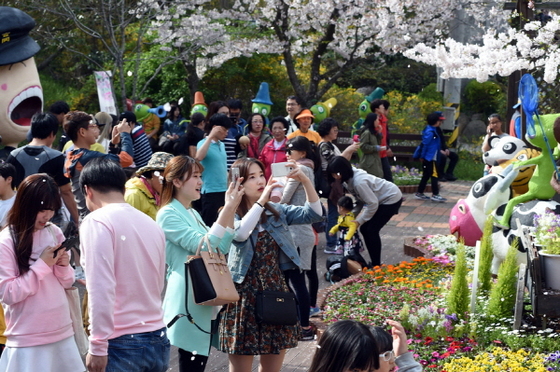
left=259, top=138, right=288, bottom=180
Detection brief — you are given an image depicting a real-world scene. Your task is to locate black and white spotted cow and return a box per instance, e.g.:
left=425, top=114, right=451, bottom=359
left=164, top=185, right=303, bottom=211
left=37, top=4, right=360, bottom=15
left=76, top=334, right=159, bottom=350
left=491, top=199, right=560, bottom=274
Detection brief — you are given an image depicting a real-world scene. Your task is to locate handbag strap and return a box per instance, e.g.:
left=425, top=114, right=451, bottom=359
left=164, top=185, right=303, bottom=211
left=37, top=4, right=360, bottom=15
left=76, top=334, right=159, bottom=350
left=166, top=258, right=215, bottom=334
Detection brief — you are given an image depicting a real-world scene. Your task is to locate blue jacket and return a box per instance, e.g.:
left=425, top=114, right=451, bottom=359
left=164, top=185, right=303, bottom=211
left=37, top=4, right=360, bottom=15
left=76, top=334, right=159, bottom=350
left=229, top=202, right=322, bottom=283
left=420, top=125, right=441, bottom=161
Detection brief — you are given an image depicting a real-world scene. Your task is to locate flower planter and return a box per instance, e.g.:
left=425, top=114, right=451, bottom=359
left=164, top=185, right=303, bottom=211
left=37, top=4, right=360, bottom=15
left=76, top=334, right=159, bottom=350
left=539, top=251, right=560, bottom=290
left=398, top=185, right=431, bottom=194
left=403, top=237, right=433, bottom=258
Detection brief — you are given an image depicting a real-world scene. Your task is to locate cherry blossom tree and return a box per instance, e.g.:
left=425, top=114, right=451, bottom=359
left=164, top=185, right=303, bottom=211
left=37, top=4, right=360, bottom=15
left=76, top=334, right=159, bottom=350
left=404, top=10, right=560, bottom=84
left=151, top=0, right=485, bottom=105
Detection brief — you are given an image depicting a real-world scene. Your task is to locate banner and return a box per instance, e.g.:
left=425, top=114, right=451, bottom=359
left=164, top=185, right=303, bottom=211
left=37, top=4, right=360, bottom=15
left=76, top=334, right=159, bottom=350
left=94, top=71, right=117, bottom=115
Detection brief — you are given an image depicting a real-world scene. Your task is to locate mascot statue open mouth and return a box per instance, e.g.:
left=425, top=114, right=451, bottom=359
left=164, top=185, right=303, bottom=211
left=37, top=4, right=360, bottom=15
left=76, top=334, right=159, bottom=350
left=0, top=6, right=43, bottom=147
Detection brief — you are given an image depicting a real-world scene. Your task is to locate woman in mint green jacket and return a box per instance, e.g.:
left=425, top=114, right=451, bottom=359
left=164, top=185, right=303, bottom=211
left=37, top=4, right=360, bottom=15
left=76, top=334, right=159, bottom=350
left=156, top=156, right=244, bottom=372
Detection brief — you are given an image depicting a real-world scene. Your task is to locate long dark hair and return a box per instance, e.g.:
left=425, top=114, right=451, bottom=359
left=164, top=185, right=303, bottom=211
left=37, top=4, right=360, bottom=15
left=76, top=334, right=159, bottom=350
left=309, top=320, right=380, bottom=372
left=7, top=174, right=61, bottom=275
left=230, top=158, right=279, bottom=222
left=160, top=156, right=204, bottom=207
left=363, top=113, right=379, bottom=134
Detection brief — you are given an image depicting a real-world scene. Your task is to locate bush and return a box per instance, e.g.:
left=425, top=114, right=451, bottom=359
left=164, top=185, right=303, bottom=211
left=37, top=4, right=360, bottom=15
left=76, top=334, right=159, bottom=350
left=386, top=91, right=441, bottom=134
left=487, top=240, right=519, bottom=319
left=463, top=80, right=506, bottom=117
left=478, top=217, right=494, bottom=295
left=446, top=243, right=469, bottom=321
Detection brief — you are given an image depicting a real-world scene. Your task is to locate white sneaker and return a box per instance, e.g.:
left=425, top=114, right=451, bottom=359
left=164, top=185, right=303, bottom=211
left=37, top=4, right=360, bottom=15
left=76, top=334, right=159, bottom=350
left=431, top=194, right=447, bottom=203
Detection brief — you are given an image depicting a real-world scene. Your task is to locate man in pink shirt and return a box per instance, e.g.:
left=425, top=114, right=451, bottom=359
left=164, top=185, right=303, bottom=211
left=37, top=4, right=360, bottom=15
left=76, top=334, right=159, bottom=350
left=79, top=158, right=169, bottom=372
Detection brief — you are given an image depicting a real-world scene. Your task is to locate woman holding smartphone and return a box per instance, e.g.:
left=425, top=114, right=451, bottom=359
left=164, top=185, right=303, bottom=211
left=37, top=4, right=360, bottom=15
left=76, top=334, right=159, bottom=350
left=217, top=157, right=323, bottom=372
left=0, top=174, right=84, bottom=372
left=157, top=156, right=244, bottom=372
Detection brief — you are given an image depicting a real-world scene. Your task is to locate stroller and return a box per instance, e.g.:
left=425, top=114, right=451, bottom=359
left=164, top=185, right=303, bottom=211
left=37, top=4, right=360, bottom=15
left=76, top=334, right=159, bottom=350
left=325, top=227, right=367, bottom=283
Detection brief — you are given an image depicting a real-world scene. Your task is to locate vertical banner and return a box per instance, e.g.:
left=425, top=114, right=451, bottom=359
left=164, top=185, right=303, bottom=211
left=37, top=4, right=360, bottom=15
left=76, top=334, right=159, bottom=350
left=94, top=71, right=117, bottom=115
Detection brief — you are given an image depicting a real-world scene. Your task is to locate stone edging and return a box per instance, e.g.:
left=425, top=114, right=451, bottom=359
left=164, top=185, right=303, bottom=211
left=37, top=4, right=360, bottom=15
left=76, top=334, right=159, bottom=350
left=311, top=271, right=365, bottom=339
left=398, top=185, right=431, bottom=194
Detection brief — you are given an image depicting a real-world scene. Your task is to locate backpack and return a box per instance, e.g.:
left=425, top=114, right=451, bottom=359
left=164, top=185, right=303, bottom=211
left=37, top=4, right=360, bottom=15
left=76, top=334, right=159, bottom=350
left=315, top=142, right=332, bottom=197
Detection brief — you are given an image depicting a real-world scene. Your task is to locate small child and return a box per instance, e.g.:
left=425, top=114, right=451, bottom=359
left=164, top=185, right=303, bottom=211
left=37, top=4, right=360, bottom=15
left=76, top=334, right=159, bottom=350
left=329, top=196, right=359, bottom=255
left=415, top=111, right=447, bottom=203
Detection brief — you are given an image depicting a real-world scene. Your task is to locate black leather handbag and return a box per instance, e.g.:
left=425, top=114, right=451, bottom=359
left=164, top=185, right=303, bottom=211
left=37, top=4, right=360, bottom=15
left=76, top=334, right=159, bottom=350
left=255, top=290, right=298, bottom=325
left=250, top=236, right=299, bottom=326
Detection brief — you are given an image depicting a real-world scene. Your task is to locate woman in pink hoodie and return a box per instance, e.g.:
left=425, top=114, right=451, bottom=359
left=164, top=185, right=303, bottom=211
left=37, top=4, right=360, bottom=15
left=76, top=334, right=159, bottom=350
left=0, top=174, right=84, bottom=372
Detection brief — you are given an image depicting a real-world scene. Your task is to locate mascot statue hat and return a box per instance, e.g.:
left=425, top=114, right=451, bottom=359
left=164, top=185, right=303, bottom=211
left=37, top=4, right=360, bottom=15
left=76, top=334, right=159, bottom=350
left=251, top=82, right=273, bottom=106
left=366, top=87, right=385, bottom=103
left=192, top=91, right=207, bottom=107
left=0, top=7, right=41, bottom=66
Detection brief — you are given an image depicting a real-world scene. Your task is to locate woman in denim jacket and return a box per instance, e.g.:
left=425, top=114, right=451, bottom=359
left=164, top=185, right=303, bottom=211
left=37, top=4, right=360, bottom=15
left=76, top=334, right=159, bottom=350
left=217, top=158, right=323, bottom=372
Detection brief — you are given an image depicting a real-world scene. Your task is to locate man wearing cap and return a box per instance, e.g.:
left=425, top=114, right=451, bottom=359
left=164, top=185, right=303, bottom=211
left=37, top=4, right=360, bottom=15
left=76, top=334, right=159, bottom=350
left=125, top=152, right=174, bottom=220
left=415, top=112, right=447, bottom=203
left=7, top=112, right=80, bottom=226
left=287, top=109, right=321, bottom=144
left=0, top=7, right=44, bottom=158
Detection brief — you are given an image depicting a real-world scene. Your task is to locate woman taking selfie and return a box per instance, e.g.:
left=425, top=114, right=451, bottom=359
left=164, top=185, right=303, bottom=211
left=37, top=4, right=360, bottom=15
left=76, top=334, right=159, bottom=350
left=156, top=156, right=243, bottom=372
left=0, top=174, right=84, bottom=372
left=218, top=158, right=322, bottom=372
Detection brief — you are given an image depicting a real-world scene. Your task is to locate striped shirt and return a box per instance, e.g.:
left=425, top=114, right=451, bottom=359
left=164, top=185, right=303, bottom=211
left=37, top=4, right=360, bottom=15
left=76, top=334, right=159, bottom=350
left=131, top=126, right=153, bottom=168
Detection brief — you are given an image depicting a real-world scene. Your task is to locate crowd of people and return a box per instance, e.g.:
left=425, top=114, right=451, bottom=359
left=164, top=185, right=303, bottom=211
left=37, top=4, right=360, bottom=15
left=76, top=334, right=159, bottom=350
left=0, top=95, right=442, bottom=372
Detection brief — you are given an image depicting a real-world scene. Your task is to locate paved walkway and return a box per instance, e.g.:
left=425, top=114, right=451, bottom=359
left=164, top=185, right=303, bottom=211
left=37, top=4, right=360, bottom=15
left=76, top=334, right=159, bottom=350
left=168, top=180, right=474, bottom=371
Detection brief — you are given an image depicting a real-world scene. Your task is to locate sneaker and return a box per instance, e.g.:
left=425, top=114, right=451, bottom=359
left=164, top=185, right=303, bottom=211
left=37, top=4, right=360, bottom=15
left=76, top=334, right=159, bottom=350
left=438, top=176, right=448, bottom=182
left=310, top=306, right=322, bottom=317
left=431, top=194, right=447, bottom=203
left=414, top=193, right=430, bottom=200
left=300, top=326, right=315, bottom=341
left=324, top=246, right=338, bottom=254
left=445, top=174, right=458, bottom=181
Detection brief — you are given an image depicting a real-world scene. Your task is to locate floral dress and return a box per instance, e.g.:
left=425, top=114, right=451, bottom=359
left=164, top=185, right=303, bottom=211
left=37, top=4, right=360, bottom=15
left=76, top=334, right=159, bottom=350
left=218, top=230, right=300, bottom=354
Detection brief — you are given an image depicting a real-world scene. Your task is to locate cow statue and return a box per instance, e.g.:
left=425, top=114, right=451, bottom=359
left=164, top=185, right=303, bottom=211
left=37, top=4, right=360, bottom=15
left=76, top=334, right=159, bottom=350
left=449, top=170, right=516, bottom=246
left=495, top=114, right=560, bottom=228
left=491, top=199, right=560, bottom=274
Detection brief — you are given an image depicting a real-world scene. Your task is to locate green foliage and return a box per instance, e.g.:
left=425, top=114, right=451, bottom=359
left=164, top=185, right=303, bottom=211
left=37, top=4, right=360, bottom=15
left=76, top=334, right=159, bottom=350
left=386, top=91, right=441, bottom=134
left=124, top=46, right=189, bottom=106
left=487, top=240, right=519, bottom=320
left=463, top=80, right=506, bottom=117
left=201, top=54, right=293, bottom=117
left=446, top=243, right=469, bottom=320
left=322, top=86, right=364, bottom=130
left=453, top=149, right=484, bottom=181
left=418, top=83, right=443, bottom=103
left=478, top=217, right=495, bottom=295
left=40, top=73, right=80, bottom=110
left=339, top=56, right=437, bottom=94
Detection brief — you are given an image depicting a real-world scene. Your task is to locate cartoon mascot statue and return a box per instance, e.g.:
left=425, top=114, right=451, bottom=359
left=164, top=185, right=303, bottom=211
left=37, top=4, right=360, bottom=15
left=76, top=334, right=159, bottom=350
left=0, top=7, right=43, bottom=157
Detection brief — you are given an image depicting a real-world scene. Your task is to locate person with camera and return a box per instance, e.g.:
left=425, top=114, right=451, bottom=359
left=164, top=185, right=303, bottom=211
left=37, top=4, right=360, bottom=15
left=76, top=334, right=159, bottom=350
left=64, top=111, right=134, bottom=220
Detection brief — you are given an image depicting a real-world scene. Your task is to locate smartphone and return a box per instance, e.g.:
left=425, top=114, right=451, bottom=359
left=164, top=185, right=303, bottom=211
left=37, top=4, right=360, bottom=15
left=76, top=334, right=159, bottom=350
left=231, top=167, right=240, bottom=183
left=271, top=162, right=294, bottom=178
left=53, top=235, right=79, bottom=258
